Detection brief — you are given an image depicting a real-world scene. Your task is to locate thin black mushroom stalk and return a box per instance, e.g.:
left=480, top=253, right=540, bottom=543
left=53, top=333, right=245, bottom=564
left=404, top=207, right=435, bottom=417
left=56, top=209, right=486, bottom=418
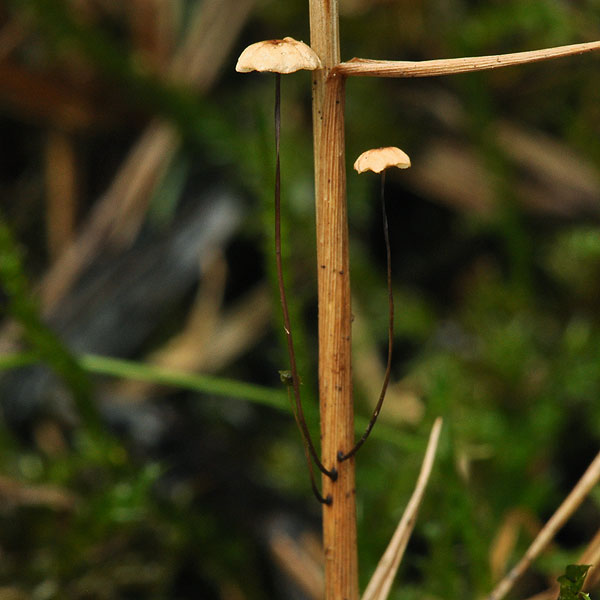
left=236, top=37, right=337, bottom=504
left=338, top=146, right=411, bottom=462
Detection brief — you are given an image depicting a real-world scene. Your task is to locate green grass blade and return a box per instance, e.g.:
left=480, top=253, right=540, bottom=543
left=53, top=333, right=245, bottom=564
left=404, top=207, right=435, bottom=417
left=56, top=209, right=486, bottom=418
left=79, top=354, right=288, bottom=411
left=0, top=351, right=420, bottom=450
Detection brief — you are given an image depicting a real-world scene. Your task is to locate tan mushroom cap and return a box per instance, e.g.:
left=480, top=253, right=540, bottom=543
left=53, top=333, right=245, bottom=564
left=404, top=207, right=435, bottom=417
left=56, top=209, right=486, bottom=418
left=236, top=37, right=322, bottom=74
left=353, top=147, right=411, bottom=174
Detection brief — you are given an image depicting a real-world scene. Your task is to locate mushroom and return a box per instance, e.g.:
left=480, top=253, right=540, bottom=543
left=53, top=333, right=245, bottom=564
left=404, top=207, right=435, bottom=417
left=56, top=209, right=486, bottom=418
left=338, top=146, right=411, bottom=461
left=353, top=146, right=411, bottom=174
left=236, top=39, right=335, bottom=500
left=236, top=37, right=322, bottom=74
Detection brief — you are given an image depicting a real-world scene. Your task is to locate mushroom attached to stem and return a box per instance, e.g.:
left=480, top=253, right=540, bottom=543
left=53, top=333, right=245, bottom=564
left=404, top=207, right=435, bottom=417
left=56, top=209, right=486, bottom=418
left=236, top=37, right=322, bottom=74
left=338, top=147, right=411, bottom=462
left=236, top=38, right=336, bottom=502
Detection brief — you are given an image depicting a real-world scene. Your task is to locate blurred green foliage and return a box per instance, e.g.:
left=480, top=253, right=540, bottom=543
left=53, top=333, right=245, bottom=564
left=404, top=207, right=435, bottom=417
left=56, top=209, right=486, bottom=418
left=0, top=0, right=599, bottom=599
left=0, top=213, right=98, bottom=432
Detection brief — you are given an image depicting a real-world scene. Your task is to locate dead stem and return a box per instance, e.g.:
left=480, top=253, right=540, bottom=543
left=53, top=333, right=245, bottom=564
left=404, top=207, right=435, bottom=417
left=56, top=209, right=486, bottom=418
left=362, top=418, right=443, bottom=600
left=580, top=527, right=600, bottom=591
left=488, top=449, right=600, bottom=600
left=310, top=0, right=358, bottom=594
left=521, top=527, right=600, bottom=600
left=334, top=40, right=600, bottom=78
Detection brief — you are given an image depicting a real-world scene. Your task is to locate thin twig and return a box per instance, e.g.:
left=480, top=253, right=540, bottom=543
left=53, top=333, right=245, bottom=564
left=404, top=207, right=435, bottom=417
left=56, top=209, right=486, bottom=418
left=273, top=74, right=337, bottom=487
left=487, top=449, right=600, bottom=600
left=334, top=40, right=600, bottom=79
left=521, top=527, right=600, bottom=600
left=362, top=418, right=443, bottom=600
left=339, top=170, right=394, bottom=461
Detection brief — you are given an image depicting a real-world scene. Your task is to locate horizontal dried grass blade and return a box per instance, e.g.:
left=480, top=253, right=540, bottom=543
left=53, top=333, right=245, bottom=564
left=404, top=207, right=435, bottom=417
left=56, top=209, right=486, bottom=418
left=336, top=40, right=600, bottom=78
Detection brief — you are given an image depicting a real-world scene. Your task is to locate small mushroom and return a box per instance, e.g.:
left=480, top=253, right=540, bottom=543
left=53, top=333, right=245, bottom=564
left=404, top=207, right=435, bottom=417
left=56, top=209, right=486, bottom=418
left=236, top=37, right=322, bottom=73
left=353, top=146, right=411, bottom=173
left=339, top=146, right=411, bottom=462
left=236, top=39, right=334, bottom=501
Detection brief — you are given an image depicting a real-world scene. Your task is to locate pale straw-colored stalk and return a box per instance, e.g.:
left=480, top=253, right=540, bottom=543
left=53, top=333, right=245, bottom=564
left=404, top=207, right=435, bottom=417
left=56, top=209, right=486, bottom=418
left=362, top=418, right=443, bottom=600
left=309, top=1, right=358, bottom=598
left=335, top=41, right=600, bottom=78
left=488, top=450, right=600, bottom=600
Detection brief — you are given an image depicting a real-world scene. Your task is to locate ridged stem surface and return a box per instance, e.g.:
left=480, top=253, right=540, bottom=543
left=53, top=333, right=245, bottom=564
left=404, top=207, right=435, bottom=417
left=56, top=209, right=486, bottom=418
left=309, top=1, right=359, bottom=598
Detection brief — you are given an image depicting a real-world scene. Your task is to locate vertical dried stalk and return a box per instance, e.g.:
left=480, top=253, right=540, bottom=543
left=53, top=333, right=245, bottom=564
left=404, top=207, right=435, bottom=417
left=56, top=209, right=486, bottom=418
left=309, top=1, right=359, bottom=598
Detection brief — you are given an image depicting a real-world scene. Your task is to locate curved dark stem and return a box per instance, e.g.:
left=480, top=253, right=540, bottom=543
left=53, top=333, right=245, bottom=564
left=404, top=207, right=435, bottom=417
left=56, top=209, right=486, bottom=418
left=274, top=74, right=338, bottom=483
left=284, top=387, right=332, bottom=504
left=338, top=170, right=394, bottom=462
